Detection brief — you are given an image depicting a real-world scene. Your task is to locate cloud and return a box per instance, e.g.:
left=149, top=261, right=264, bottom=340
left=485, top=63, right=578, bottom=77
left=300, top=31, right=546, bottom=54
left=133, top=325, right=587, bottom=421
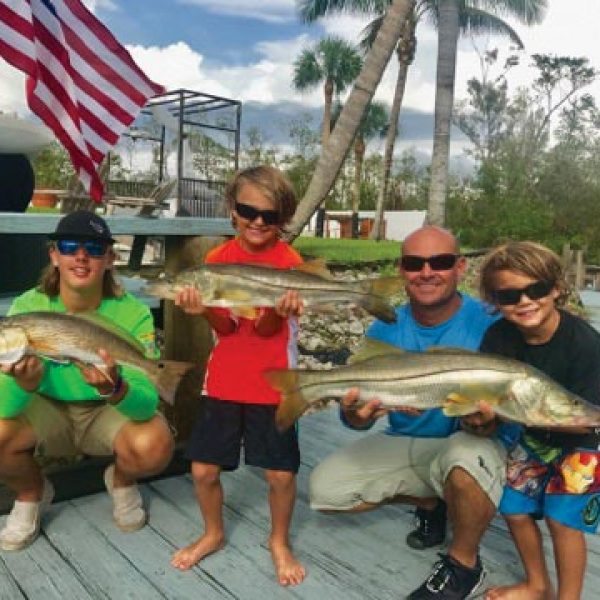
left=83, top=0, right=119, bottom=12
left=0, top=65, right=28, bottom=116
left=177, top=0, right=297, bottom=24
left=129, top=35, right=319, bottom=105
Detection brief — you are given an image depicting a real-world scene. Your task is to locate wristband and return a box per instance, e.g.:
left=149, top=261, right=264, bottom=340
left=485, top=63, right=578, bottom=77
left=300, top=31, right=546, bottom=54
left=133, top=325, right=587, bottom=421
left=97, top=372, right=124, bottom=399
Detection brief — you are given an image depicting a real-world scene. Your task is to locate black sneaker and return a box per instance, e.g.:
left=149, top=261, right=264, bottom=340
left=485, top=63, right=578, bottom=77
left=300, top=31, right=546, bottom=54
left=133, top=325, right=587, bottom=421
left=406, top=501, right=447, bottom=549
left=407, top=553, right=485, bottom=599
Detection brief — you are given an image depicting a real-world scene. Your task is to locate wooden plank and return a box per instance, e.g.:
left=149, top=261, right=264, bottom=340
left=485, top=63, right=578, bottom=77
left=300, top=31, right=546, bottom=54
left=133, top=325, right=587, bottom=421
left=69, top=492, right=229, bottom=599
left=162, top=236, right=225, bottom=443
left=149, top=475, right=387, bottom=599
left=0, top=558, right=26, bottom=599
left=0, top=213, right=234, bottom=236
left=0, top=535, right=93, bottom=600
left=41, top=502, right=167, bottom=599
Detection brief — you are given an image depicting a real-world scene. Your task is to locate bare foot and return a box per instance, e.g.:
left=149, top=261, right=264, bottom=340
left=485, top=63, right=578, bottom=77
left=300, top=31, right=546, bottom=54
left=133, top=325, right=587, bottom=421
left=269, top=539, right=306, bottom=586
left=170, top=533, right=225, bottom=570
left=486, top=582, right=552, bottom=600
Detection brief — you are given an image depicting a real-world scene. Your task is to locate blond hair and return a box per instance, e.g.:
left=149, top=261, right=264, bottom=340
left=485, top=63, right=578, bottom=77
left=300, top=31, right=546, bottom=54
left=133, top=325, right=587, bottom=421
left=479, top=241, right=569, bottom=306
left=226, top=165, right=297, bottom=227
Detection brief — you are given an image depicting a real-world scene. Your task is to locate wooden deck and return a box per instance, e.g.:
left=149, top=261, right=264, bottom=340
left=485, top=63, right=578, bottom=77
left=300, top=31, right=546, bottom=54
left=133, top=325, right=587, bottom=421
left=1, top=408, right=599, bottom=599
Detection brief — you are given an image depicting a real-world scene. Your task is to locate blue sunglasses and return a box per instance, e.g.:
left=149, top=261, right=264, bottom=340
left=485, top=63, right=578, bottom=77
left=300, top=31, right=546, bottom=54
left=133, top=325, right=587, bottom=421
left=55, top=239, right=109, bottom=258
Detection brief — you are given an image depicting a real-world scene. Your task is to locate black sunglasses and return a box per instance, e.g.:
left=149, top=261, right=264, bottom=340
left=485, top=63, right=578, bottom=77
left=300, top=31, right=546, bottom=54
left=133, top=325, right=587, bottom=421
left=400, top=253, right=459, bottom=272
left=55, top=239, right=109, bottom=258
left=492, top=280, right=555, bottom=306
left=235, top=201, right=280, bottom=226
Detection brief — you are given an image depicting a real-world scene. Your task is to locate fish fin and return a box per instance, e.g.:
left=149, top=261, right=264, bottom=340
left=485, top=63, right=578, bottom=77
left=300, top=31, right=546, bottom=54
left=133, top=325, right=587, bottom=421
left=349, top=338, right=404, bottom=364
left=442, top=386, right=502, bottom=417
left=361, top=276, right=404, bottom=297
left=443, top=392, right=478, bottom=417
left=215, top=289, right=254, bottom=303
left=355, top=277, right=402, bottom=323
left=74, top=312, right=147, bottom=355
left=154, top=360, right=195, bottom=406
left=141, top=280, right=178, bottom=301
left=294, top=258, right=334, bottom=280
left=264, top=369, right=307, bottom=432
left=231, top=306, right=258, bottom=319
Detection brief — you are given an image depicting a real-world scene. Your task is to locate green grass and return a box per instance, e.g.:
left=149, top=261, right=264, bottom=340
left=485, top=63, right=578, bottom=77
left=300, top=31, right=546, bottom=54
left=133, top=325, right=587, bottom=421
left=293, top=236, right=400, bottom=264
left=26, top=206, right=61, bottom=214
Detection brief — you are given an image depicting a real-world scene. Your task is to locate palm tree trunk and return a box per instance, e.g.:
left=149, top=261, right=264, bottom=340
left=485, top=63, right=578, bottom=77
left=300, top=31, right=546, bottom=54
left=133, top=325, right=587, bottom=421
left=284, top=0, right=416, bottom=242
left=352, top=138, right=365, bottom=238
left=371, top=60, right=409, bottom=240
left=372, top=13, right=416, bottom=241
left=427, top=0, right=460, bottom=227
left=322, top=79, right=334, bottom=146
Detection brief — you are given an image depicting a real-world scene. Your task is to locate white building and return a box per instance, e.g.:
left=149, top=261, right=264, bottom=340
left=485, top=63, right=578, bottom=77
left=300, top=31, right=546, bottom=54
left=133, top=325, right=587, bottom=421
left=304, top=210, right=427, bottom=241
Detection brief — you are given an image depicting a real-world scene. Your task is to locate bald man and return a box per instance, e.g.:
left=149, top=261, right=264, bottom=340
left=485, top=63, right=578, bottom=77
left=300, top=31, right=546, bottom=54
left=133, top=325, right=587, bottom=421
left=309, top=226, right=509, bottom=600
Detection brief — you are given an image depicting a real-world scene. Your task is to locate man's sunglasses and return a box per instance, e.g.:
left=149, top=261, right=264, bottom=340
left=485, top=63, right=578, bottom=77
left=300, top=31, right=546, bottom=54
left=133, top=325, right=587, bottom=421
left=400, top=253, right=459, bottom=272
left=492, top=280, right=555, bottom=306
left=235, top=201, right=280, bottom=226
left=55, top=239, right=109, bottom=258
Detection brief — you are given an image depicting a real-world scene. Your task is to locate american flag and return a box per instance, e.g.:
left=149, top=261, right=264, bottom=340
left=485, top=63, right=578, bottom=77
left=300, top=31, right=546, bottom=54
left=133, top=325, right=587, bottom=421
left=0, top=0, right=164, bottom=201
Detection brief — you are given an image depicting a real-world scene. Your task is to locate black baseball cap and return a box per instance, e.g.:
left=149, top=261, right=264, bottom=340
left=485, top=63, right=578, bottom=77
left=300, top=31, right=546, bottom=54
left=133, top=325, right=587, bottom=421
left=48, top=210, right=115, bottom=243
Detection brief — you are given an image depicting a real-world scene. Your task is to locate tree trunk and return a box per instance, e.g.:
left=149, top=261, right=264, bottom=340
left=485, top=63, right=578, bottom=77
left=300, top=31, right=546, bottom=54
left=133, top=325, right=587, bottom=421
left=322, top=78, right=334, bottom=147
left=352, top=138, right=365, bottom=239
left=372, top=15, right=416, bottom=241
left=284, top=0, right=416, bottom=242
left=427, top=0, right=460, bottom=227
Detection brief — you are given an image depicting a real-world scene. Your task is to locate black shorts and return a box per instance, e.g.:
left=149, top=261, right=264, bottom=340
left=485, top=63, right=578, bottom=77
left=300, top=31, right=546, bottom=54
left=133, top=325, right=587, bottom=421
left=186, top=396, right=300, bottom=473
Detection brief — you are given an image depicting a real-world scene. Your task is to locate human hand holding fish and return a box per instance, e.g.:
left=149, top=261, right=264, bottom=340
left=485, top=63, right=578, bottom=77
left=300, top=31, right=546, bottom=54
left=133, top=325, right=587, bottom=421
left=340, top=387, right=422, bottom=429
left=77, top=348, right=126, bottom=403
left=274, top=290, right=304, bottom=318
left=174, top=286, right=208, bottom=316
left=0, top=354, right=44, bottom=392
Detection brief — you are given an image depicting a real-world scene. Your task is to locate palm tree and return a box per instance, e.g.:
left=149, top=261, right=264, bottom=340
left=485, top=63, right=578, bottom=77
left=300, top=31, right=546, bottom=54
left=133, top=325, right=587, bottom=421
left=428, top=0, right=546, bottom=225
left=285, top=0, right=415, bottom=241
left=292, top=36, right=362, bottom=147
left=299, top=0, right=547, bottom=234
left=351, top=102, right=389, bottom=237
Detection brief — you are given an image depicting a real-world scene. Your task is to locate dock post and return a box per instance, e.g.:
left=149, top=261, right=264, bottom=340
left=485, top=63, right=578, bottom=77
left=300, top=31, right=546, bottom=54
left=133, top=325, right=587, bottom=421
left=575, top=249, right=585, bottom=290
left=162, top=235, right=226, bottom=443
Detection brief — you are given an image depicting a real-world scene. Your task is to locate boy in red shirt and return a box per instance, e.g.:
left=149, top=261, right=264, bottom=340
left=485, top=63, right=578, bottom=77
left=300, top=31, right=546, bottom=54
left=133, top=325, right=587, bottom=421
left=170, top=166, right=306, bottom=586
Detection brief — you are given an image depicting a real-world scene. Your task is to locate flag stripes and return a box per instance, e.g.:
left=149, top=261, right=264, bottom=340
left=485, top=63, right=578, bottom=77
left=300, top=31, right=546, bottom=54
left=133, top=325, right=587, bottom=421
left=0, top=0, right=164, bottom=202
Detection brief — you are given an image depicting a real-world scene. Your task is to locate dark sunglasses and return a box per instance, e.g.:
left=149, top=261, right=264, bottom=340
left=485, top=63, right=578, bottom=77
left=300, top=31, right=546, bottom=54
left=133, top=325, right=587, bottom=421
left=492, top=280, right=555, bottom=306
left=235, top=201, right=280, bottom=226
left=55, top=239, right=109, bottom=258
left=400, top=253, right=459, bottom=272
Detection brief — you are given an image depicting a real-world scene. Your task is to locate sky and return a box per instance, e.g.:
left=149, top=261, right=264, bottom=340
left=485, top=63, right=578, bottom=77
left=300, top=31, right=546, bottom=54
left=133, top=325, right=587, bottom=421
left=1, top=0, right=599, bottom=161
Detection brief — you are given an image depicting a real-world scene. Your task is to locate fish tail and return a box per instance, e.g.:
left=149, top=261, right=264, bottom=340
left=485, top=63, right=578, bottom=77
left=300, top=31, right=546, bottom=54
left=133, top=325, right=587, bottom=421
left=358, top=277, right=403, bottom=323
left=141, top=280, right=177, bottom=301
left=265, top=370, right=307, bottom=432
left=153, top=360, right=195, bottom=405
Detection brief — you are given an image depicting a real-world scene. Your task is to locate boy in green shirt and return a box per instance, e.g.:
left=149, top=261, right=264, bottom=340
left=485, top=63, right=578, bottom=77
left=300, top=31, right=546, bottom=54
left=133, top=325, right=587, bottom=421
left=0, top=210, right=174, bottom=551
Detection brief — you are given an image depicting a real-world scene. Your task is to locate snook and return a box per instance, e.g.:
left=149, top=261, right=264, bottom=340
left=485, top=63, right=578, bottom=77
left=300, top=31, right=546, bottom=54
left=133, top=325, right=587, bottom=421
left=265, top=343, right=600, bottom=432
left=142, top=261, right=403, bottom=323
left=0, top=312, right=194, bottom=405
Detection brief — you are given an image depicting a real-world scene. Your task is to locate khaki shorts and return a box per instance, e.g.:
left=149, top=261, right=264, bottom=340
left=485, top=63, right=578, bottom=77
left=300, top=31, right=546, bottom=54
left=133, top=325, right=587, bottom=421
left=24, top=394, right=130, bottom=457
left=309, top=431, right=507, bottom=510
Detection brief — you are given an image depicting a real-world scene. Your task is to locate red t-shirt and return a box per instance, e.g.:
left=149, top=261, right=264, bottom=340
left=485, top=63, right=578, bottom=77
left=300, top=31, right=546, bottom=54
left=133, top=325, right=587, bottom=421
left=202, top=238, right=303, bottom=405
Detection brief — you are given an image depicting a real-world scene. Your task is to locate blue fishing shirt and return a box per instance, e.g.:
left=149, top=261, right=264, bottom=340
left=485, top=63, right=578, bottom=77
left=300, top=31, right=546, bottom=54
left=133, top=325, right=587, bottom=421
left=343, top=294, right=498, bottom=438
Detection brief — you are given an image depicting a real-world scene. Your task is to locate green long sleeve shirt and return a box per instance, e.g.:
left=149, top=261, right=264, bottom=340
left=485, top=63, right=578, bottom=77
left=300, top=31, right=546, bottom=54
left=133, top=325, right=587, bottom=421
left=0, top=289, right=160, bottom=421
